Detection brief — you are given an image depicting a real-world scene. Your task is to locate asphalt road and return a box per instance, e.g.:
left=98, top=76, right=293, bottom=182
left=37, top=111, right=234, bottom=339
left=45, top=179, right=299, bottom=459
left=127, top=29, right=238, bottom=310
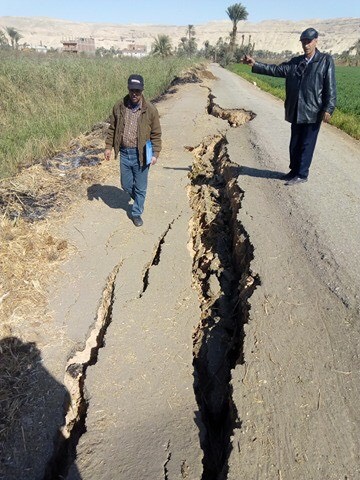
left=211, top=64, right=360, bottom=480
left=37, top=65, right=360, bottom=479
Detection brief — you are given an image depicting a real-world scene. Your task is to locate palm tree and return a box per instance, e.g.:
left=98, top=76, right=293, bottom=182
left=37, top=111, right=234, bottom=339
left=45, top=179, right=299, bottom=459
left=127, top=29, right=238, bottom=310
left=186, top=25, right=196, bottom=42
left=151, top=34, right=172, bottom=58
left=14, top=31, right=23, bottom=49
left=226, top=3, right=248, bottom=52
left=203, top=40, right=213, bottom=59
left=5, top=26, right=19, bottom=49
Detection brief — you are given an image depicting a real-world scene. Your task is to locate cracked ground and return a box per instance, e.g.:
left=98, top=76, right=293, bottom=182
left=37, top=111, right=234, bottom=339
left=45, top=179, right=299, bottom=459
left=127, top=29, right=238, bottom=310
left=2, top=65, right=360, bottom=480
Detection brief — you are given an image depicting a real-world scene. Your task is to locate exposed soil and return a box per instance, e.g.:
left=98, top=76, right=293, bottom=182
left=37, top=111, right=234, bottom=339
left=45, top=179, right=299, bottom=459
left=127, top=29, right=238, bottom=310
left=189, top=135, right=259, bottom=478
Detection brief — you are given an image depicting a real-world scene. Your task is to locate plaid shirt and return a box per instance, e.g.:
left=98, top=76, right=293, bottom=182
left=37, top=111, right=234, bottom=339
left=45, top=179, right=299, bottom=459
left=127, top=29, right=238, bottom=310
left=122, top=100, right=142, bottom=148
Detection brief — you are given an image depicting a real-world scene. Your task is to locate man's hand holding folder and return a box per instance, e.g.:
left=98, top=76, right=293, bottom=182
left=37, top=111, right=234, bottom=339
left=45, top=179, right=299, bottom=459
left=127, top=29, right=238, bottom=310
left=146, top=140, right=157, bottom=166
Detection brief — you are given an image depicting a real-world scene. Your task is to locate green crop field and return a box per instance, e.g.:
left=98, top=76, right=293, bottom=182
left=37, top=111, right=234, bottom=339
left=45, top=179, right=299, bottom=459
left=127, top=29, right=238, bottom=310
left=228, top=63, right=360, bottom=140
left=0, top=52, right=196, bottom=179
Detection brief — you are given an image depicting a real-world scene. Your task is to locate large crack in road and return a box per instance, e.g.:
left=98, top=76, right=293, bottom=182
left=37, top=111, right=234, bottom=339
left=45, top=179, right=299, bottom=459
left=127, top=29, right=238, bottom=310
left=44, top=88, right=259, bottom=479
left=188, top=107, right=259, bottom=478
left=207, top=92, right=255, bottom=127
left=43, top=263, right=121, bottom=479
left=140, top=215, right=181, bottom=298
left=44, top=215, right=182, bottom=479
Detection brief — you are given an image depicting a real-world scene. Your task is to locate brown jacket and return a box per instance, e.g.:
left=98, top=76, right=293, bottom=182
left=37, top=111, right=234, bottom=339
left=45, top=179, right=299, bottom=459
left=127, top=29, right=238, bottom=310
left=105, top=95, right=162, bottom=165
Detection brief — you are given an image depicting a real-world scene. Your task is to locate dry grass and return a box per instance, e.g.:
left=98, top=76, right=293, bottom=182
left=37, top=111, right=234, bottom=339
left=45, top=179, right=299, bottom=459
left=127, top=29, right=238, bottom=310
left=0, top=123, right=118, bottom=337
left=0, top=337, right=41, bottom=453
left=0, top=216, right=69, bottom=330
left=0, top=122, right=120, bottom=451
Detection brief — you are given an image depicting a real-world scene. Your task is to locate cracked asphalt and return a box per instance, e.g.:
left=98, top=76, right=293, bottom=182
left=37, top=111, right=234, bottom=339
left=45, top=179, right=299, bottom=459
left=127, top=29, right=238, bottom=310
left=13, top=65, right=360, bottom=480
left=49, top=79, right=224, bottom=479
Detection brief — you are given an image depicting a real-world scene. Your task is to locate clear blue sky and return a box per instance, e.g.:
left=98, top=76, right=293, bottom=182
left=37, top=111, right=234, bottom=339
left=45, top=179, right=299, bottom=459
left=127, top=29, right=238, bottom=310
left=1, top=0, right=359, bottom=25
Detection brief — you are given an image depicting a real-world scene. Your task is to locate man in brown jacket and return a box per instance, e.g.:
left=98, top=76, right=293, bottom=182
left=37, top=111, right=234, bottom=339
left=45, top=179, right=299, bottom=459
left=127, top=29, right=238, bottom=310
left=104, top=74, right=162, bottom=226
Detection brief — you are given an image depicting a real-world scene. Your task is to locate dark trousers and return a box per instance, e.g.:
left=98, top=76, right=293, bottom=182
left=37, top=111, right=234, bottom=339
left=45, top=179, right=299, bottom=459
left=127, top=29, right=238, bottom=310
left=289, top=122, right=321, bottom=178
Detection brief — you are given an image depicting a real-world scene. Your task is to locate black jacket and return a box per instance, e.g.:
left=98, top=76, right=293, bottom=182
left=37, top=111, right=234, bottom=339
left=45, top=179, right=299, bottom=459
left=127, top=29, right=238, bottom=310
left=252, top=49, right=336, bottom=124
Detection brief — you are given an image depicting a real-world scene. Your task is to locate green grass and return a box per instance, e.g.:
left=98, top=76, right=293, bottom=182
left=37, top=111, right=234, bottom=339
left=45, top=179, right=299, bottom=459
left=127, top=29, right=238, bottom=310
left=0, top=52, right=195, bottom=179
left=228, top=63, right=360, bottom=140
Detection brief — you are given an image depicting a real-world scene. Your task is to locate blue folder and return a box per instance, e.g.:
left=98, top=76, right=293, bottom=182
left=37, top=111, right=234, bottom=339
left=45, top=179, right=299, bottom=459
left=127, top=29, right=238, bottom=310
left=146, top=140, right=153, bottom=166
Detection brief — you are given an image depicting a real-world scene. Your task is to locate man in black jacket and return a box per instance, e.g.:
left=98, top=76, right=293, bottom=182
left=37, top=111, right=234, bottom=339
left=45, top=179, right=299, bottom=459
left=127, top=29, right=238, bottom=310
left=243, top=28, right=336, bottom=185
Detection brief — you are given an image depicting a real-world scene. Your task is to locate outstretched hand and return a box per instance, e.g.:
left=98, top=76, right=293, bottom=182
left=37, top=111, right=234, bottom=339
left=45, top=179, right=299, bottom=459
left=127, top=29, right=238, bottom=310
left=242, top=54, right=255, bottom=66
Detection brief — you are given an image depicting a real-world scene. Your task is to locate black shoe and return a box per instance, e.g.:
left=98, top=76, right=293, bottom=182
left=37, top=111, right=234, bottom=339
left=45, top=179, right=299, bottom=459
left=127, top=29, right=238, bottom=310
left=280, top=171, right=297, bottom=180
left=285, top=176, right=308, bottom=186
left=132, top=216, right=143, bottom=227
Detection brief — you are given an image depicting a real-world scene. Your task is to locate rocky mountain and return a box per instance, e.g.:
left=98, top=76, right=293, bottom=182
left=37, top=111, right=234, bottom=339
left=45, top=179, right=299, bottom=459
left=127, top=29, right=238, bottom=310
left=0, top=16, right=359, bottom=54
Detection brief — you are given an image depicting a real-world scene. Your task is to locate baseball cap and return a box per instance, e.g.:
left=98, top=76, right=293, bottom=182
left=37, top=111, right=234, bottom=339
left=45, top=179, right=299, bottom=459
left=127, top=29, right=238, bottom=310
left=128, top=74, right=144, bottom=90
left=300, top=28, right=319, bottom=41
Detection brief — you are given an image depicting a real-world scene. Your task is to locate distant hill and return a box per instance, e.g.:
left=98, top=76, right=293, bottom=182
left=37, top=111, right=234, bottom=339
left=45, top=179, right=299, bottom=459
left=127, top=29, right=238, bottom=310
left=0, top=16, right=359, bottom=54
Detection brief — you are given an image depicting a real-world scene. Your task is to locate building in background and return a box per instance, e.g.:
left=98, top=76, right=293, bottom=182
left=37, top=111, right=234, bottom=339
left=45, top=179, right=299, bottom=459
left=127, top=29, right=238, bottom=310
left=121, top=41, right=147, bottom=58
left=61, top=37, right=95, bottom=55
left=34, top=45, right=48, bottom=54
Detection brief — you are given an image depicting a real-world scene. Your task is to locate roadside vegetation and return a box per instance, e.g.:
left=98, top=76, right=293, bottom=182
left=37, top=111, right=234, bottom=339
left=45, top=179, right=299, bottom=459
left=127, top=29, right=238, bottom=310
left=2, top=2, right=359, bottom=177
left=0, top=52, right=197, bottom=178
left=228, top=63, right=360, bottom=140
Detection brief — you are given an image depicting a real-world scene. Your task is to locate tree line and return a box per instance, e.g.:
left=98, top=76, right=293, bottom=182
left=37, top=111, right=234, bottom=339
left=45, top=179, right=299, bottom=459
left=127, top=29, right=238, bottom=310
left=1, top=3, right=359, bottom=66
left=0, top=3, right=250, bottom=63
left=151, top=3, right=250, bottom=64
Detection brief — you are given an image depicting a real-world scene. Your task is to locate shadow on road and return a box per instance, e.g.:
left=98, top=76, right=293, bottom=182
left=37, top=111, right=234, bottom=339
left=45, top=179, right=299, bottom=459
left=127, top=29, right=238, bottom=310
left=0, top=336, right=80, bottom=480
left=162, top=166, right=191, bottom=171
left=87, top=184, right=131, bottom=211
left=238, top=165, right=285, bottom=179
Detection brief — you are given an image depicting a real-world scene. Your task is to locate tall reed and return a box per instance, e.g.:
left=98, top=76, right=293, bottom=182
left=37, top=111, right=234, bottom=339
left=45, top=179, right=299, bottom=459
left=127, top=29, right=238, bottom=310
left=0, top=51, right=194, bottom=179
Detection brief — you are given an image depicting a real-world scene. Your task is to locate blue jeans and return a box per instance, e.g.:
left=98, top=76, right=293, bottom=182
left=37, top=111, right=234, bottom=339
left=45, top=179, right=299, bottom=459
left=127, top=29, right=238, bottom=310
left=289, top=122, right=321, bottom=179
left=120, top=147, right=149, bottom=217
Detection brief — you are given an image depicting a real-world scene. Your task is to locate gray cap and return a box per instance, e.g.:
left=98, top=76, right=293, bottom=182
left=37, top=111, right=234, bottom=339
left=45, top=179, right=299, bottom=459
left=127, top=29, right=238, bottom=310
left=300, top=28, right=319, bottom=41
